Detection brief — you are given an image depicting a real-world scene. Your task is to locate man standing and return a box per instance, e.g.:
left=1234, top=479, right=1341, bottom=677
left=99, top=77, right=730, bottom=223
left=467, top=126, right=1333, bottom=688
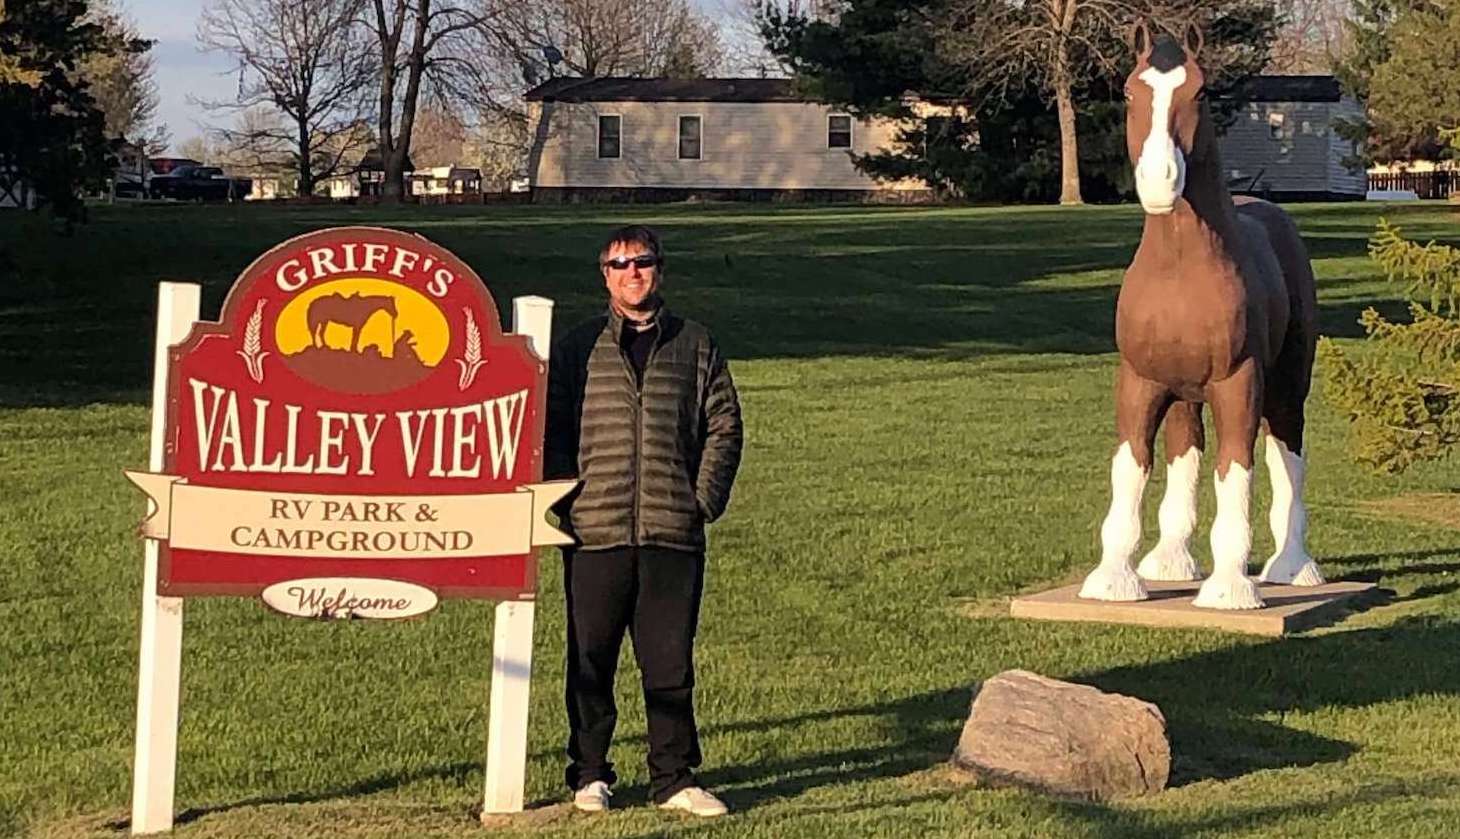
left=546, top=225, right=743, bottom=817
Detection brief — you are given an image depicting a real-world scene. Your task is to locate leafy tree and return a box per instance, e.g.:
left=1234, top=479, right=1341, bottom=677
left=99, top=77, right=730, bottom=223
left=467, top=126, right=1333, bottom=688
left=364, top=1, right=496, bottom=202
left=1320, top=0, right=1460, bottom=473
left=755, top=0, right=1073, bottom=201
left=1265, top=0, right=1351, bottom=74
left=757, top=0, right=1280, bottom=204
left=81, top=0, right=167, bottom=153
left=1319, top=221, right=1460, bottom=472
left=1331, top=0, right=1441, bottom=166
left=491, top=0, right=724, bottom=79
left=1366, top=0, right=1460, bottom=161
left=199, top=0, right=374, bottom=196
left=935, top=0, right=1141, bottom=206
left=0, top=0, right=117, bottom=223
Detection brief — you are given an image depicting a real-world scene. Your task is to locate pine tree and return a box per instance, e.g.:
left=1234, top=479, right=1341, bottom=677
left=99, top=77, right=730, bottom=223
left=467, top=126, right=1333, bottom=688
left=1319, top=0, right=1460, bottom=474
left=1333, top=0, right=1457, bottom=166
left=1318, top=213, right=1460, bottom=473
left=0, top=0, right=119, bottom=224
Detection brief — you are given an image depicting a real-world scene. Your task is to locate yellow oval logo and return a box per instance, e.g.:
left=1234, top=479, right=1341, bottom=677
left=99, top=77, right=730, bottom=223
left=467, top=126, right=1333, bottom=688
left=274, top=278, right=450, bottom=393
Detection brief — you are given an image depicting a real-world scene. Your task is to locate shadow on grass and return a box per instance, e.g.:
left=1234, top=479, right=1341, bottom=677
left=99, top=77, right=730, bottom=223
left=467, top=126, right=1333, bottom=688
left=547, top=687, right=969, bottom=812
left=1032, top=772, right=1460, bottom=839
left=5, top=201, right=1447, bottom=407
left=102, top=761, right=479, bottom=831
left=94, top=620, right=1460, bottom=828
left=1326, top=545, right=1460, bottom=570
left=640, top=617, right=1460, bottom=814
left=1083, top=617, right=1460, bottom=785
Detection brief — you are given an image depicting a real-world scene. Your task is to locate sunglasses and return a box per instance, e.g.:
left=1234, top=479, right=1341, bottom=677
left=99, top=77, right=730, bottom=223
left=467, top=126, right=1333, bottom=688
left=602, top=254, right=660, bottom=270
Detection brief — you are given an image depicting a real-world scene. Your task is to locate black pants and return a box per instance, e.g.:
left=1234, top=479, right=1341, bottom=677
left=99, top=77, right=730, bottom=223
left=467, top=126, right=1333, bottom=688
left=563, top=546, right=705, bottom=803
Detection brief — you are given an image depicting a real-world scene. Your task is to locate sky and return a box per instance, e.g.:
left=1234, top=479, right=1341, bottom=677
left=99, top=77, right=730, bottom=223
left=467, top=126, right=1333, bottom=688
left=120, top=0, right=755, bottom=156
left=123, top=0, right=238, bottom=154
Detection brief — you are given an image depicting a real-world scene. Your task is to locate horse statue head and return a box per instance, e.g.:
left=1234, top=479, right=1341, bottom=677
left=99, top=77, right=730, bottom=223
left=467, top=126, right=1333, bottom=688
left=1123, top=21, right=1212, bottom=216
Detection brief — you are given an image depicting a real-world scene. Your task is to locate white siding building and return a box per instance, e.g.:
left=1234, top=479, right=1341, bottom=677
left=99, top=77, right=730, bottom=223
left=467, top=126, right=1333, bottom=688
left=524, top=78, right=930, bottom=202
left=1217, top=75, right=1366, bottom=201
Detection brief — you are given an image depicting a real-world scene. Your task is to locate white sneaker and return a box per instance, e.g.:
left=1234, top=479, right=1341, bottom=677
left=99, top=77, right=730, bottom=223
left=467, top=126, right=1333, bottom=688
left=658, top=786, right=728, bottom=817
left=573, top=780, right=612, bottom=812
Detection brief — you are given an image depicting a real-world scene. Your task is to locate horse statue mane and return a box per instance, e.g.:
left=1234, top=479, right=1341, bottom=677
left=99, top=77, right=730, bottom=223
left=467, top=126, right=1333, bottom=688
left=1078, top=21, right=1324, bottom=611
left=307, top=292, right=399, bottom=354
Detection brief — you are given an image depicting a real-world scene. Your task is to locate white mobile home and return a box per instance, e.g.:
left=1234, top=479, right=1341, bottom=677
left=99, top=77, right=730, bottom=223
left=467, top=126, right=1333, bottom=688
left=524, top=77, right=931, bottom=202
left=409, top=166, right=483, bottom=197
left=1218, top=75, right=1366, bottom=201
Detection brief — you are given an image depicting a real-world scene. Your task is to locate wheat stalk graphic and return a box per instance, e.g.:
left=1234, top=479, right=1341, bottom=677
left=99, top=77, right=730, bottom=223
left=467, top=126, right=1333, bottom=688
left=456, top=307, right=486, bottom=390
left=236, top=299, right=270, bottom=383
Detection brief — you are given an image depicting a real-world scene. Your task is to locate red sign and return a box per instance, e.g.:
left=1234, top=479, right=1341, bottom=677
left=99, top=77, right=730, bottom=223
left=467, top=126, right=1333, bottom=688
left=129, top=227, right=571, bottom=600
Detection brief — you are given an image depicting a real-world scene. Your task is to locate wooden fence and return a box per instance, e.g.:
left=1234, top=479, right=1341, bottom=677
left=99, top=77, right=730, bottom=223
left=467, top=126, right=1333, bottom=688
left=1367, top=170, right=1459, bottom=199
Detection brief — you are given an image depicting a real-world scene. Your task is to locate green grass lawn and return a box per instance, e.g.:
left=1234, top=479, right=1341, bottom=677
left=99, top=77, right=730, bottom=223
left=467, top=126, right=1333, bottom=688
left=2, top=200, right=1459, bottom=838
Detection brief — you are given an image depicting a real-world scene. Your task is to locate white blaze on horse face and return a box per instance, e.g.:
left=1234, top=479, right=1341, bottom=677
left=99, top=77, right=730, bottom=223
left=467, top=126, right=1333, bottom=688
left=1257, top=435, right=1326, bottom=586
left=1136, top=446, right=1203, bottom=581
left=1134, top=65, right=1188, bottom=215
left=1079, top=441, right=1150, bottom=602
left=1193, top=461, right=1265, bottom=609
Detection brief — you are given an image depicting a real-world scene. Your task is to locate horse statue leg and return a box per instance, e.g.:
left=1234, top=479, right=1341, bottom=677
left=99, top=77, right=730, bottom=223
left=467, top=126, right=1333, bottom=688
left=1136, top=400, right=1204, bottom=581
left=1080, top=362, right=1166, bottom=602
left=1258, top=409, right=1325, bottom=586
left=1194, top=360, right=1265, bottom=609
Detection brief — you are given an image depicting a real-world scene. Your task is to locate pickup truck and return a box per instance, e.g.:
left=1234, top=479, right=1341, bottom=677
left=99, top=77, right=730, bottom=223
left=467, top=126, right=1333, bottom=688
left=148, top=165, right=252, bottom=202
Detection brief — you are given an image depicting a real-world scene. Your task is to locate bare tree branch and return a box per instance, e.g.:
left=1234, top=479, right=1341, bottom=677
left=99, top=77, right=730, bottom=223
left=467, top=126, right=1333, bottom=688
left=199, top=0, right=375, bottom=193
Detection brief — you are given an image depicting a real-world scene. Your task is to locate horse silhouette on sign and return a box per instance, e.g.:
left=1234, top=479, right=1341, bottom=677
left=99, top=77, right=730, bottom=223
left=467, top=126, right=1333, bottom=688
left=1078, top=22, right=1323, bottom=611
left=308, top=293, right=398, bottom=353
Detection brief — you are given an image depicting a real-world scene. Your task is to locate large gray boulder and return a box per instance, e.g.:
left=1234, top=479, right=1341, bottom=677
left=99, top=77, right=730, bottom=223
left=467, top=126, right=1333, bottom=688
left=951, top=669, right=1169, bottom=800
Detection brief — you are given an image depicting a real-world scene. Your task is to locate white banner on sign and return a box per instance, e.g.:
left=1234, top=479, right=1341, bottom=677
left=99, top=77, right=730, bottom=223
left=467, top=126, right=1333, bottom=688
left=124, top=474, right=575, bottom=557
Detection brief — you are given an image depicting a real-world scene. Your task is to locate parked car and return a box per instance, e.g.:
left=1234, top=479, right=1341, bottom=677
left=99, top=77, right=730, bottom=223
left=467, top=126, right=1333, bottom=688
left=148, top=165, right=252, bottom=202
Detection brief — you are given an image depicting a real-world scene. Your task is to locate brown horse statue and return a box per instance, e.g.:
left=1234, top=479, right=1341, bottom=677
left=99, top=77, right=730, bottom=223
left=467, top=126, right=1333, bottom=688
left=307, top=293, right=398, bottom=353
left=1078, top=22, right=1324, bottom=610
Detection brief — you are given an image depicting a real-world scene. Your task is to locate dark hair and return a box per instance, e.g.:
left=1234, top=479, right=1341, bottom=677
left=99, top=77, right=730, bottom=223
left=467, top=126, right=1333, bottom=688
left=599, top=225, right=663, bottom=267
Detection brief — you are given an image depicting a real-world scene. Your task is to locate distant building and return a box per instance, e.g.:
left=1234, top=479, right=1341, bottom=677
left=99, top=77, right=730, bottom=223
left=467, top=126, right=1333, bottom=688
left=356, top=147, right=415, bottom=198
left=409, top=166, right=483, bottom=196
left=245, top=175, right=283, bottom=201
left=523, top=77, right=932, bottom=202
left=321, top=174, right=359, bottom=199
left=113, top=141, right=148, bottom=198
left=0, top=167, right=35, bottom=209
left=1217, top=75, right=1366, bottom=201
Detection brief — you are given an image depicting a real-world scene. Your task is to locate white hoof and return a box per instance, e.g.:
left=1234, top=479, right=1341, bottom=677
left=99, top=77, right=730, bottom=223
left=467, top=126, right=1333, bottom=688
left=1136, top=542, right=1203, bottom=581
left=1258, top=552, right=1326, bottom=586
left=1079, top=564, right=1149, bottom=602
left=1193, top=573, right=1265, bottom=610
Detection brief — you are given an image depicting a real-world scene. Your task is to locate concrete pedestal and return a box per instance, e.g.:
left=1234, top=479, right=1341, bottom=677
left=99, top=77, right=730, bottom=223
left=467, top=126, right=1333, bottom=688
left=1010, top=579, right=1377, bottom=636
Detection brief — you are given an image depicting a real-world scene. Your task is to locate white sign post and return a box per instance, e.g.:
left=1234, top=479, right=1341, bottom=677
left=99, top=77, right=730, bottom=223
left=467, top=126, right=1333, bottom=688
left=483, top=296, right=554, bottom=815
left=131, top=282, right=201, bottom=835
left=128, top=287, right=554, bottom=832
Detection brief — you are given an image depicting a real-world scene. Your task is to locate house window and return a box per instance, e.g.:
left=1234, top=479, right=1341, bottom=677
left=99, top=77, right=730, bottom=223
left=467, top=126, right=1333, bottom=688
left=598, top=114, right=621, bottom=159
left=1267, top=112, right=1285, bottom=140
left=678, top=115, right=702, bottom=160
left=828, top=114, right=852, bottom=148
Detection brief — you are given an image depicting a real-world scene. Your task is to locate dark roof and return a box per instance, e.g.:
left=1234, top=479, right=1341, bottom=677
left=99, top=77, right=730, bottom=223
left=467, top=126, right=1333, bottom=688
left=525, top=77, right=800, bottom=103
left=357, top=146, right=415, bottom=172
left=1228, top=75, right=1344, bottom=103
